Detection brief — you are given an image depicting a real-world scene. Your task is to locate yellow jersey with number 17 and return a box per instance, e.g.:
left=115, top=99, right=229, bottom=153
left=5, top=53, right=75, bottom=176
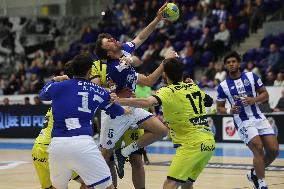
left=153, top=82, right=213, bottom=145
left=34, top=108, right=53, bottom=145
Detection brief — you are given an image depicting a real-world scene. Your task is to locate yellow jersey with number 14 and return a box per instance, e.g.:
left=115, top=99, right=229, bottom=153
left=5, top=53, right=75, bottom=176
left=154, top=82, right=213, bottom=145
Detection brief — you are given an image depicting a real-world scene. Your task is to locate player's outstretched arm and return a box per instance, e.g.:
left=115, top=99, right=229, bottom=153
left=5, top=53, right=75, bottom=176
left=111, top=93, right=159, bottom=108
left=137, top=51, right=178, bottom=86
left=132, top=3, right=167, bottom=48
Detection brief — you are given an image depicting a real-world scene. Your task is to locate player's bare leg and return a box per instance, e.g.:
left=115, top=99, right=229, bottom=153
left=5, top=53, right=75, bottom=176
left=163, top=179, right=180, bottom=189
left=109, top=160, right=118, bottom=188
left=136, top=117, right=168, bottom=148
left=248, top=136, right=265, bottom=179
left=100, top=148, right=118, bottom=188
left=129, top=154, right=145, bottom=189
left=114, top=116, right=167, bottom=178
left=261, top=135, right=279, bottom=167
left=181, top=182, right=193, bottom=189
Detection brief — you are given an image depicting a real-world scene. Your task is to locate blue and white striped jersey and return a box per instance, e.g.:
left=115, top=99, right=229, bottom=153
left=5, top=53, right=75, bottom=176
left=39, top=79, right=125, bottom=137
left=106, top=42, right=138, bottom=92
left=217, top=72, right=265, bottom=127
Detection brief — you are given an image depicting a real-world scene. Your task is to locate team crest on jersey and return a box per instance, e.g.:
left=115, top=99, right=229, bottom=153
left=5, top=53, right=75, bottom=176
left=243, top=79, right=250, bottom=86
left=115, top=63, right=130, bottom=72
left=127, top=74, right=135, bottom=83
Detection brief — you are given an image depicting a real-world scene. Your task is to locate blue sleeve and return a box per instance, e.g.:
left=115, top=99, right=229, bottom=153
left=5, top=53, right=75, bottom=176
left=39, top=80, right=56, bottom=101
left=122, top=42, right=136, bottom=55
left=252, top=73, right=264, bottom=90
left=217, top=85, right=226, bottom=101
left=97, top=88, right=125, bottom=119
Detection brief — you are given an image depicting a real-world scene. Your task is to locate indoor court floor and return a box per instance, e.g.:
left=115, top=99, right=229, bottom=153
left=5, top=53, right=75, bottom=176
left=0, top=139, right=284, bottom=189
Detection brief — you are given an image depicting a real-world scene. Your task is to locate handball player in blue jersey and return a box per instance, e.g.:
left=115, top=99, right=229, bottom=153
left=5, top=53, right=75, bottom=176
left=94, top=3, right=176, bottom=179
left=216, top=51, right=279, bottom=189
left=39, top=54, right=127, bottom=189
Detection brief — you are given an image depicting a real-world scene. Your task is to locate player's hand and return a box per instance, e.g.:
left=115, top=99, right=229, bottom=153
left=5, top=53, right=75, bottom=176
left=110, top=93, right=119, bottom=103
left=52, top=75, right=69, bottom=82
left=241, top=97, right=256, bottom=106
left=107, top=79, right=117, bottom=92
left=119, top=56, right=133, bottom=65
left=184, top=77, right=194, bottom=83
left=156, top=2, right=168, bottom=21
left=123, top=106, right=132, bottom=115
left=231, top=105, right=240, bottom=114
left=165, top=50, right=179, bottom=59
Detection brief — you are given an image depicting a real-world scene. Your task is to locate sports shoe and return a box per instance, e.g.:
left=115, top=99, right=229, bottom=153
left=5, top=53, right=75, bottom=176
left=258, top=179, right=268, bottom=189
left=114, top=148, right=127, bottom=179
left=246, top=168, right=259, bottom=189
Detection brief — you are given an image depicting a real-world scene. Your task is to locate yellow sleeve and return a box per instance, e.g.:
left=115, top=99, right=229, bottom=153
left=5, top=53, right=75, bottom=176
left=90, top=60, right=101, bottom=79
left=153, top=87, right=169, bottom=105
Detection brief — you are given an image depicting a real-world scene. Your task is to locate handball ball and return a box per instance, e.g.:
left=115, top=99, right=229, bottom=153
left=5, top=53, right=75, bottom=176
left=163, top=3, right=179, bottom=21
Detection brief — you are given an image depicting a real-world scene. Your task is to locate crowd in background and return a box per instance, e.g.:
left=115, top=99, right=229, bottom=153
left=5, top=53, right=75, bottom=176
left=0, top=0, right=283, bottom=112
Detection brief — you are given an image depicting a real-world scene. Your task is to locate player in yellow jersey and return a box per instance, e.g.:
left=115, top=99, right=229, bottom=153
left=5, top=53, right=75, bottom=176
left=111, top=58, right=215, bottom=189
left=32, top=62, right=88, bottom=189
left=90, top=59, right=147, bottom=189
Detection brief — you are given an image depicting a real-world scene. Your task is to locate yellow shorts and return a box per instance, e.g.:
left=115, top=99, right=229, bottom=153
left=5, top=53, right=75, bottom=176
left=116, top=129, right=144, bottom=154
left=168, top=139, right=215, bottom=183
left=32, top=143, right=79, bottom=189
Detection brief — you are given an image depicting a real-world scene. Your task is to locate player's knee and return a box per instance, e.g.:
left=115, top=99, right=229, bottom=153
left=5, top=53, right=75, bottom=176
left=163, top=179, right=178, bottom=189
left=158, top=126, right=169, bottom=137
left=267, top=146, right=279, bottom=159
left=129, top=157, right=144, bottom=169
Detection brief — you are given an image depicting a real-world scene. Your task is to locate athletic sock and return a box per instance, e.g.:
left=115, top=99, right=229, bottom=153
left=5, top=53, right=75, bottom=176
left=121, top=141, right=138, bottom=157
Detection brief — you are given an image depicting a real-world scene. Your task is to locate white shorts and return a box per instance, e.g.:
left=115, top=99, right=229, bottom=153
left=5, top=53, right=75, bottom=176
left=48, top=136, right=112, bottom=189
left=100, top=107, right=153, bottom=149
left=237, top=118, right=275, bottom=144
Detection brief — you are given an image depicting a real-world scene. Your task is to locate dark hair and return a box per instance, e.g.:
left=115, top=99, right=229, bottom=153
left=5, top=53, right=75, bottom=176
left=64, top=60, right=74, bottom=78
left=72, top=53, right=93, bottom=77
left=223, top=51, right=241, bottom=64
left=163, top=58, right=184, bottom=83
left=95, top=33, right=112, bottom=60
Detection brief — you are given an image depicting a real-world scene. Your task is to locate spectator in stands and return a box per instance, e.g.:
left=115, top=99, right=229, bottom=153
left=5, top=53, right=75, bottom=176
left=3, top=97, right=9, bottom=106
left=4, top=73, right=19, bottom=95
left=274, top=88, right=284, bottom=112
left=0, top=76, right=5, bottom=95
left=212, top=23, right=230, bottom=59
left=204, top=62, right=216, bottom=81
left=259, top=100, right=272, bottom=113
left=159, top=40, right=174, bottom=59
left=81, top=26, right=95, bottom=44
left=187, top=16, right=202, bottom=29
left=266, top=43, right=282, bottom=73
left=198, top=75, right=212, bottom=88
left=265, top=71, right=275, bottom=86
left=33, top=96, right=42, bottom=105
left=251, top=0, right=265, bottom=33
left=214, top=62, right=226, bottom=82
left=194, top=27, right=211, bottom=52
left=274, top=72, right=284, bottom=86
left=24, top=97, right=30, bottom=105
left=212, top=1, right=227, bottom=23
left=180, top=41, right=194, bottom=58
left=226, top=14, right=238, bottom=31
left=244, top=61, right=261, bottom=78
